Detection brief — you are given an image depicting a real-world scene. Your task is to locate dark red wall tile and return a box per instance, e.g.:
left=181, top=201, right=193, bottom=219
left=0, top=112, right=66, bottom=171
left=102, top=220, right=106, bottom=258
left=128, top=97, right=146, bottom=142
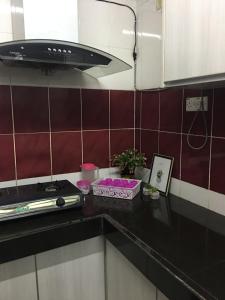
left=50, top=88, right=81, bottom=131
left=160, top=89, right=182, bottom=133
left=210, top=138, right=225, bottom=194
left=82, top=89, right=109, bottom=130
left=15, top=133, right=51, bottom=179
left=83, top=130, right=109, bottom=168
left=141, top=91, right=159, bottom=130
left=135, top=129, right=141, bottom=152
left=213, top=88, right=225, bottom=137
left=52, top=132, right=82, bottom=175
left=181, top=134, right=210, bottom=188
left=141, top=130, right=158, bottom=166
left=110, top=90, right=134, bottom=129
left=135, top=91, right=141, bottom=128
left=0, top=86, right=13, bottom=134
left=159, top=132, right=181, bottom=179
left=182, top=89, right=213, bottom=135
left=12, top=86, right=49, bottom=133
left=110, top=129, right=134, bottom=159
left=0, top=135, right=15, bottom=181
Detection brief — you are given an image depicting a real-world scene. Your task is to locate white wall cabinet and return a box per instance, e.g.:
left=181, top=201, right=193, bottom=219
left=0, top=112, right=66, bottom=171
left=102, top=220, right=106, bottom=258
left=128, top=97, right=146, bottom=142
left=36, top=236, right=105, bottom=300
left=136, top=0, right=163, bottom=89
left=0, top=256, right=38, bottom=300
left=164, top=0, right=225, bottom=85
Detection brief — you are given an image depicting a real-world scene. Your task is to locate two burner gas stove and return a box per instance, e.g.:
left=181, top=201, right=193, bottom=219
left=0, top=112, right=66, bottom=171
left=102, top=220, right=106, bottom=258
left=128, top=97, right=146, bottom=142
left=0, top=180, right=83, bottom=221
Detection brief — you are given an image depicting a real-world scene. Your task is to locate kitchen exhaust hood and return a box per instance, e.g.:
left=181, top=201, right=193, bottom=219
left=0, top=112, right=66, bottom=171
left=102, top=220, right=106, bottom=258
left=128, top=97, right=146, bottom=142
left=0, top=39, right=132, bottom=78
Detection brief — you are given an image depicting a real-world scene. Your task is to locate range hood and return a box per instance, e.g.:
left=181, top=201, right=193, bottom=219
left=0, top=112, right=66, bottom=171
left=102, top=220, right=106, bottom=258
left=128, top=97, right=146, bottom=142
left=0, top=39, right=132, bottom=78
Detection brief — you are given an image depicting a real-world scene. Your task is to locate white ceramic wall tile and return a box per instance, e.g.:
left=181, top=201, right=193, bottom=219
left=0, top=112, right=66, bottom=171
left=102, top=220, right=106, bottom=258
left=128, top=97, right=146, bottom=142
left=208, top=189, right=225, bottom=217
left=23, top=0, right=78, bottom=42
left=99, top=46, right=134, bottom=90
left=8, top=66, right=49, bottom=86
left=0, top=180, right=17, bottom=188
left=0, top=32, right=12, bottom=42
left=0, top=0, right=12, bottom=34
left=170, top=177, right=181, bottom=197
left=177, top=180, right=209, bottom=209
left=17, top=176, right=52, bottom=186
left=78, top=0, right=111, bottom=48
left=107, top=2, right=135, bottom=50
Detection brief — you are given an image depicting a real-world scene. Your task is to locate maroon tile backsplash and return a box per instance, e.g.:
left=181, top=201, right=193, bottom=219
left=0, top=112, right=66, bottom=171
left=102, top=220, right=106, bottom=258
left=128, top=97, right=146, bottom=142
left=139, top=86, right=225, bottom=195
left=141, top=91, right=159, bottom=130
left=160, top=89, right=182, bottom=133
left=1, top=84, right=225, bottom=197
left=82, top=89, right=109, bottom=130
left=181, top=135, right=210, bottom=189
left=83, top=130, right=109, bottom=168
left=0, top=86, right=13, bottom=134
left=15, top=133, right=51, bottom=179
left=182, top=89, right=213, bottom=135
left=0, top=135, right=15, bottom=181
left=159, top=132, right=181, bottom=179
left=110, top=90, right=134, bottom=129
left=51, top=132, right=82, bottom=175
left=50, top=88, right=81, bottom=132
left=110, top=129, right=134, bottom=158
left=12, top=86, right=49, bottom=133
left=0, top=86, right=136, bottom=181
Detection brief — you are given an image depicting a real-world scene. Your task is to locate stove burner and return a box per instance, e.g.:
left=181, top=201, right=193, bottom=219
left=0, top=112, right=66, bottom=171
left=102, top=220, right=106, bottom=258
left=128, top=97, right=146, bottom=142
left=0, top=180, right=83, bottom=221
left=37, top=181, right=64, bottom=193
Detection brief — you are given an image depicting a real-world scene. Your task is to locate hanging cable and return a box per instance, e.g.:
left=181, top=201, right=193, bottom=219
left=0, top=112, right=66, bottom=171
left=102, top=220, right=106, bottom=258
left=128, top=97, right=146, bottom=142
left=186, top=91, right=208, bottom=150
left=96, top=0, right=137, bottom=90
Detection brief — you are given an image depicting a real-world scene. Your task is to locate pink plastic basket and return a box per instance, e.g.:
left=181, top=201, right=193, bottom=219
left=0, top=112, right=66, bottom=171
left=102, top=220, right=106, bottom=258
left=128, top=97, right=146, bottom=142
left=91, top=178, right=142, bottom=200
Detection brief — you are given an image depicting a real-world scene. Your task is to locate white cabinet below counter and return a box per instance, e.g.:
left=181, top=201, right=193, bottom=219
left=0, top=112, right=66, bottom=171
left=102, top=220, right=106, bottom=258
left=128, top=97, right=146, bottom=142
left=163, top=0, right=225, bottom=86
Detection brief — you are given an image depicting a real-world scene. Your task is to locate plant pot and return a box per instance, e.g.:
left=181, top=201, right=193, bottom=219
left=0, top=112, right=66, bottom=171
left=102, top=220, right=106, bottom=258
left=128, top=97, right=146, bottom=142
left=121, top=168, right=134, bottom=179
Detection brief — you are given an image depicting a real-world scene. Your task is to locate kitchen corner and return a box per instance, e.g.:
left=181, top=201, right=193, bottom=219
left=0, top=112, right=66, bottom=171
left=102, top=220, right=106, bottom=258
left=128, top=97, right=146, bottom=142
left=1, top=0, right=225, bottom=300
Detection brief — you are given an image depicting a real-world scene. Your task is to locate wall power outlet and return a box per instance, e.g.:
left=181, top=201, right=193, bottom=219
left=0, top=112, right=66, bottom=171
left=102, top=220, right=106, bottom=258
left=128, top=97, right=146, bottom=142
left=186, top=97, right=208, bottom=112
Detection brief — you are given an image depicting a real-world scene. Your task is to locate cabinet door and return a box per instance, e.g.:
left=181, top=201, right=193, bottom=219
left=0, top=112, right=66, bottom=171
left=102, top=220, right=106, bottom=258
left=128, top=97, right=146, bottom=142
left=0, top=256, right=38, bottom=300
left=106, top=240, right=156, bottom=300
left=137, top=0, right=163, bottom=89
left=36, top=236, right=105, bottom=300
left=164, top=0, right=225, bottom=83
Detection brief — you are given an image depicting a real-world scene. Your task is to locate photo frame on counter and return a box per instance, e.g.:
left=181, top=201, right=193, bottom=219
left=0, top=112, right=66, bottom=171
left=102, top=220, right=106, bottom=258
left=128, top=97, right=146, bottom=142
left=148, top=154, right=174, bottom=196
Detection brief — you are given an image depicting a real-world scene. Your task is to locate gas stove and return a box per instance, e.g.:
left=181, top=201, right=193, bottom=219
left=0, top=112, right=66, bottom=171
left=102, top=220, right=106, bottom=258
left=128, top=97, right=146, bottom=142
left=0, top=180, right=83, bottom=221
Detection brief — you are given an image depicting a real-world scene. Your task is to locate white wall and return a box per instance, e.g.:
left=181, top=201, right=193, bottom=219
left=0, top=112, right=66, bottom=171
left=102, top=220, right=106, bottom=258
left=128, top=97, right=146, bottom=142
left=0, top=0, right=136, bottom=90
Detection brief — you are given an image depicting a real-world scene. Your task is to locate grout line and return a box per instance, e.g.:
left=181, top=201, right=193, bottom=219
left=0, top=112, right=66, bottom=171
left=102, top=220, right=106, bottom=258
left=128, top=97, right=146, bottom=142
left=208, top=88, right=214, bottom=190
left=80, top=88, right=84, bottom=164
left=180, top=88, right=184, bottom=180
left=9, top=85, right=18, bottom=185
left=140, top=91, right=142, bottom=152
left=157, top=92, right=160, bottom=153
left=47, top=87, right=53, bottom=181
left=108, top=90, right=111, bottom=167
left=133, top=90, right=136, bottom=150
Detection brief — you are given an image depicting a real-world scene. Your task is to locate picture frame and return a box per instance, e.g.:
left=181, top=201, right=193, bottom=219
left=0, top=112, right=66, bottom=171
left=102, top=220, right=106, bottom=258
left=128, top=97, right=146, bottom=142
left=148, top=154, right=174, bottom=196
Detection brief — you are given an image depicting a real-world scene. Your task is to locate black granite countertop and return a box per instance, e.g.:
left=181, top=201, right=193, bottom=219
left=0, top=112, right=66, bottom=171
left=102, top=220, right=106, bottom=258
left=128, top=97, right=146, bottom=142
left=0, top=190, right=225, bottom=300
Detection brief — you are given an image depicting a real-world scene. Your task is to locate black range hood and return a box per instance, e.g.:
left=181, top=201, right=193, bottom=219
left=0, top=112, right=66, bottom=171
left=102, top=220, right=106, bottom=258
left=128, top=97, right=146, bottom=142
left=0, top=39, right=132, bottom=77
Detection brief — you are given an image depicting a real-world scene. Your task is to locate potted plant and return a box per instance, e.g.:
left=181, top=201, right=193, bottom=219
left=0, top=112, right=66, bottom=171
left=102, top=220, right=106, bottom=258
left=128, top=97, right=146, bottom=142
left=112, top=149, right=146, bottom=178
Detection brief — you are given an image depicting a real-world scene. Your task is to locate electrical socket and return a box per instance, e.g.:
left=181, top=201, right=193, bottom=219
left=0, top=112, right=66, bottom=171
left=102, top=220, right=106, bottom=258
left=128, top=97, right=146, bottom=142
left=186, top=97, right=208, bottom=112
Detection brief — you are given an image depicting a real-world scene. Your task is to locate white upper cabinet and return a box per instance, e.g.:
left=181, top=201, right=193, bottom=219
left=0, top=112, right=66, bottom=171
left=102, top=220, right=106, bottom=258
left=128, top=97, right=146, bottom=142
left=164, top=0, right=225, bottom=85
left=136, top=0, right=163, bottom=89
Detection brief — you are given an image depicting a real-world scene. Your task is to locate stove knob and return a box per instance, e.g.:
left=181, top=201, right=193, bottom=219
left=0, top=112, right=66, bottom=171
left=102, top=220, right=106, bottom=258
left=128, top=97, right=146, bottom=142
left=56, top=197, right=65, bottom=207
